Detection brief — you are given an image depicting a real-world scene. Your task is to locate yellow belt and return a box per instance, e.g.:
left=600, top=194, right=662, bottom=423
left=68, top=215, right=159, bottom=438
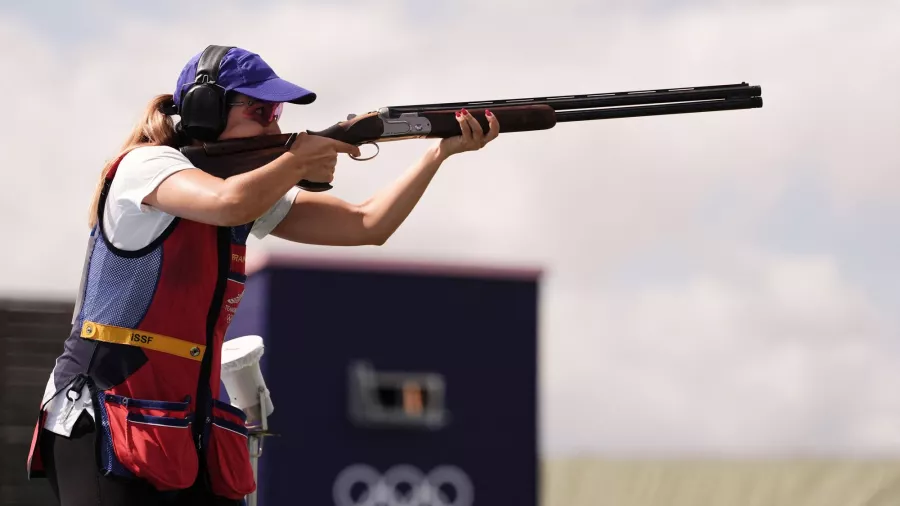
left=80, top=321, right=206, bottom=362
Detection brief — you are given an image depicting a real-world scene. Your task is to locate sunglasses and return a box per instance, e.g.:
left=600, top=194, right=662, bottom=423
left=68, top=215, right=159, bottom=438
left=227, top=98, right=284, bottom=125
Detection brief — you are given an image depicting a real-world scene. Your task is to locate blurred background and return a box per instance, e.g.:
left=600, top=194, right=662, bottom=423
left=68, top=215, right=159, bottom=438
left=2, top=0, right=900, bottom=504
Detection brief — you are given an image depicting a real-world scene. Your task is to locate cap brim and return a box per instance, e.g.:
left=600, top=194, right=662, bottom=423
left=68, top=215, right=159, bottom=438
left=232, top=77, right=317, bottom=105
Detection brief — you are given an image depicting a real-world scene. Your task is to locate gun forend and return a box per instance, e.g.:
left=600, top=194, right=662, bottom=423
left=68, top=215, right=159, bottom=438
left=418, top=105, right=556, bottom=139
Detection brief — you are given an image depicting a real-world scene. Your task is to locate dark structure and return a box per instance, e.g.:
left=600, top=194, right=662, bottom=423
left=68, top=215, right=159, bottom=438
left=0, top=298, right=74, bottom=506
left=224, top=253, right=542, bottom=506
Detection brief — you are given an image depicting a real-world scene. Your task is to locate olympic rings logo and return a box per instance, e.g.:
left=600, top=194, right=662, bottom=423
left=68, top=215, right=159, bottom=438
left=332, top=463, right=474, bottom=506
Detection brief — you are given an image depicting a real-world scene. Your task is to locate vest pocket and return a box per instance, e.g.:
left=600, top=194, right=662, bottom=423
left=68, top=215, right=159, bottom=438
left=98, top=392, right=198, bottom=491
left=205, top=399, right=256, bottom=499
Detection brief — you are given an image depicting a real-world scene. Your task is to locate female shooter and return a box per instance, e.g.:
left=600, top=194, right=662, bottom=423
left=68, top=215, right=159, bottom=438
left=26, top=45, right=500, bottom=506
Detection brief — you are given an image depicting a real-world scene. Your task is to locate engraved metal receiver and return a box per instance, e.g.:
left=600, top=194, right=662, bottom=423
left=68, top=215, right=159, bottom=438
left=344, top=108, right=435, bottom=161
left=378, top=107, right=434, bottom=136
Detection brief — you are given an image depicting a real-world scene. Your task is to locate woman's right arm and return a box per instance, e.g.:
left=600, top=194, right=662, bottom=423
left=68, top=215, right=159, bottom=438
left=143, top=134, right=360, bottom=227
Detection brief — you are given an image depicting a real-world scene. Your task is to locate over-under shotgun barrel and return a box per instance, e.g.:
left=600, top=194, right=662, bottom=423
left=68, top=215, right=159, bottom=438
left=385, top=83, right=761, bottom=116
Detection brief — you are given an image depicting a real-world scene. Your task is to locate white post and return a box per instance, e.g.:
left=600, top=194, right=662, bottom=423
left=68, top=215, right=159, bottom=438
left=245, top=386, right=269, bottom=506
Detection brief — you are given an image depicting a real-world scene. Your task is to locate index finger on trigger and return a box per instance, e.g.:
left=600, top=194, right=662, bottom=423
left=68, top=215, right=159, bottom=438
left=332, top=139, right=362, bottom=157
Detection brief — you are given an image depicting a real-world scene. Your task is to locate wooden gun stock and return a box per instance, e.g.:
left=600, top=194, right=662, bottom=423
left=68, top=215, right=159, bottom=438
left=180, top=132, right=296, bottom=178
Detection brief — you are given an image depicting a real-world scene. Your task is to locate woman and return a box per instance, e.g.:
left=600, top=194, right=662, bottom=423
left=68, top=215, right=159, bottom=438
left=26, top=45, right=500, bottom=506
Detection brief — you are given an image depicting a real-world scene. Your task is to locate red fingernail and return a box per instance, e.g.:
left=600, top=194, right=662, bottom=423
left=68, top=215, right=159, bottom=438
left=461, top=108, right=468, bottom=115
left=485, top=109, right=492, bottom=116
left=456, top=111, right=461, bottom=117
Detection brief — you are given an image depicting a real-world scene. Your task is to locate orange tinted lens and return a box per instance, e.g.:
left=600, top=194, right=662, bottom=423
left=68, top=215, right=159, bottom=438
left=244, top=101, right=283, bottom=124
left=271, top=102, right=284, bottom=122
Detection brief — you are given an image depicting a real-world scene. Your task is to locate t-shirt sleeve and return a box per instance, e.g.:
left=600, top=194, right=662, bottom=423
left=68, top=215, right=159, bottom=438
left=111, top=144, right=298, bottom=240
left=113, top=145, right=196, bottom=213
left=250, top=186, right=301, bottom=239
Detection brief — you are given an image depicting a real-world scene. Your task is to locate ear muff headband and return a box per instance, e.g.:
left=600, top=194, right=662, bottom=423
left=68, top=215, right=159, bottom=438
left=178, top=45, right=235, bottom=142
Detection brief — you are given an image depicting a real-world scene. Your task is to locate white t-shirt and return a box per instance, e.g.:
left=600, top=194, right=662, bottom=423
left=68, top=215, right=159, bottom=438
left=41, top=145, right=300, bottom=437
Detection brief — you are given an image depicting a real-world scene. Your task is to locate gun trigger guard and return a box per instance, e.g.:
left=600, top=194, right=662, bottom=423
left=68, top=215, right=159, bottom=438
left=350, top=142, right=379, bottom=161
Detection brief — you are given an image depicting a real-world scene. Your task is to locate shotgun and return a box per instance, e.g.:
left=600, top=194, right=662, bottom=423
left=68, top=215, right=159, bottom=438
left=180, top=82, right=763, bottom=192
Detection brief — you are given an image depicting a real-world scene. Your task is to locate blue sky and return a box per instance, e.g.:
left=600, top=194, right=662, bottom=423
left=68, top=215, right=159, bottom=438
left=608, top=168, right=900, bottom=315
left=759, top=176, right=900, bottom=313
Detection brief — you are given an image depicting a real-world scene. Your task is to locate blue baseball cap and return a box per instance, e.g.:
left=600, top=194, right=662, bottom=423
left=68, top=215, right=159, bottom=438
left=173, top=46, right=316, bottom=107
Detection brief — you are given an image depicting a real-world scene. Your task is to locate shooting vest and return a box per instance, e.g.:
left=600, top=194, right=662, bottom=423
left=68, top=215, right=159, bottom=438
left=25, top=150, right=256, bottom=500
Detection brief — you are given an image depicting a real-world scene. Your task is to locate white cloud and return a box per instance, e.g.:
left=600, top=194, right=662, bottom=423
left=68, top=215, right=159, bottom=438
left=1, top=0, right=899, bottom=456
left=542, top=248, right=900, bottom=456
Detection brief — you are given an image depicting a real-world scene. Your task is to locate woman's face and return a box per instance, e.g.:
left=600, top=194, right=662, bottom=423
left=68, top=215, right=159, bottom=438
left=218, top=93, right=284, bottom=139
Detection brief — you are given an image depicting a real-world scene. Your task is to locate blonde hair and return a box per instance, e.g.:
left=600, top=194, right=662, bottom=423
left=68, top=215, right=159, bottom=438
left=87, top=94, right=183, bottom=228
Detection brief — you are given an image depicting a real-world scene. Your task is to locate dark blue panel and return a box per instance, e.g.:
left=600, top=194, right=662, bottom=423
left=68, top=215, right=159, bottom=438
left=230, top=262, right=539, bottom=506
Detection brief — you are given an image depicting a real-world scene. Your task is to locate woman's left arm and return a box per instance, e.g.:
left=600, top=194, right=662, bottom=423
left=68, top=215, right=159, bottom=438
left=270, top=109, right=499, bottom=246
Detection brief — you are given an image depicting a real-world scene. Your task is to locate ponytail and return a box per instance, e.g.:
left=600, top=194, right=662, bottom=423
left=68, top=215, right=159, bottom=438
left=87, top=94, right=186, bottom=228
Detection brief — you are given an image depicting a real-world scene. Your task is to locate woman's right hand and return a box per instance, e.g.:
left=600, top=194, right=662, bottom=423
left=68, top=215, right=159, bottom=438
left=287, top=132, right=361, bottom=184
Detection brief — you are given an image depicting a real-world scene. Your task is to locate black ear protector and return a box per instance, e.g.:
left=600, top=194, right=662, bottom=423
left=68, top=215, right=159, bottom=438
left=178, top=45, right=235, bottom=142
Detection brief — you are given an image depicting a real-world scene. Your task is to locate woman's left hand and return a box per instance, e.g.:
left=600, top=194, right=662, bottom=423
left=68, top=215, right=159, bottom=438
left=437, top=108, right=500, bottom=159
